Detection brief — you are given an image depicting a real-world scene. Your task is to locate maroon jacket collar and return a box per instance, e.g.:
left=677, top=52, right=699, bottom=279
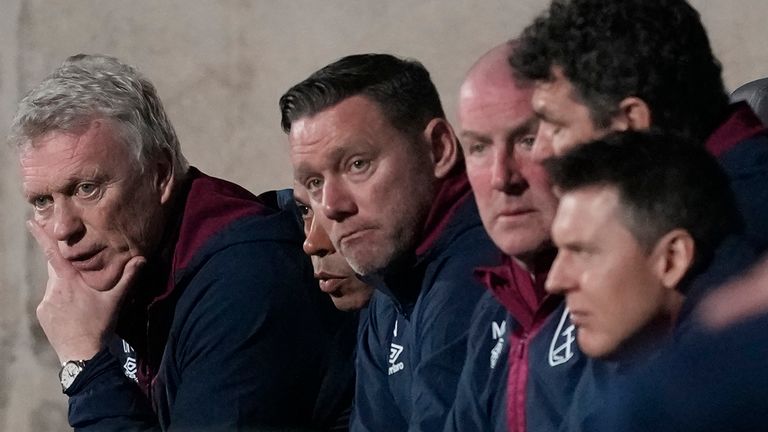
left=117, top=168, right=273, bottom=388
left=706, top=102, right=766, bottom=158
left=414, top=161, right=473, bottom=257
left=475, top=251, right=555, bottom=331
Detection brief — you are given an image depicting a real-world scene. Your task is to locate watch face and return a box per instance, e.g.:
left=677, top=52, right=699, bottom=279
left=60, top=361, right=84, bottom=391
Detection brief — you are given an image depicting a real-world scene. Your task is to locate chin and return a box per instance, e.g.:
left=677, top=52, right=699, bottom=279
left=80, top=259, right=130, bottom=292
left=496, top=237, right=549, bottom=258
left=344, top=245, right=397, bottom=276
left=332, top=295, right=371, bottom=312
left=80, top=270, right=122, bottom=292
left=578, top=334, right=618, bottom=359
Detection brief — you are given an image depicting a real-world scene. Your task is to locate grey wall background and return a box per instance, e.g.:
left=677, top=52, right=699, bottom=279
left=0, top=1, right=765, bottom=430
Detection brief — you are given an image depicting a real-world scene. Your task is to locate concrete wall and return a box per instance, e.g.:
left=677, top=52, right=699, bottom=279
left=0, top=1, right=765, bottom=430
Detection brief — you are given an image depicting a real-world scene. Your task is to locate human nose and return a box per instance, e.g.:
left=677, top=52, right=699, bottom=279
left=545, top=251, right=574, bottom=295
left=303, top=214, right=335, bottom=258
left=532, top=123, right=556, bottom=163
left=51, top=199, right=85, bottom=244
left=321, top=178, right=357, bottom=222
left=490, top=143, right=526, bottom=193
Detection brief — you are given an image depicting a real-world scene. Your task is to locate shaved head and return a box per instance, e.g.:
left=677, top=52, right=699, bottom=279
left=458, top=41, right=532, bottom=126
left=457, top=41, right=557, bottom=265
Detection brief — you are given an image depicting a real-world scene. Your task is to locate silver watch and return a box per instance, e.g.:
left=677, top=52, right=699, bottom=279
left=59, top=360, right=88, bottom=392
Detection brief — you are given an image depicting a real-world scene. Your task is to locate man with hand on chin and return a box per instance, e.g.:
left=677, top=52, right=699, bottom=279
left=15, top=53, right=353, bottom=431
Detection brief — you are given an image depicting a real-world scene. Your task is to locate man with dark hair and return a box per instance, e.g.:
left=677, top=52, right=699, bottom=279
left=280, top=54, right=498, bottom=431
left=546, top=131, right=739, bottom=359
left=543, top=131, right=740, bottom=429
left=510, top=0, right=768, bottom=258
left=505, top=1, right=768, bottom=429
left=15, top=54, right=354, bottom=431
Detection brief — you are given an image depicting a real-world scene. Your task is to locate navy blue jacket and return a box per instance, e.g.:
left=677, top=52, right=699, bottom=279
left=529, top=103, right=768, bottom=431
left=350, top=170, right=498, bottom=432
left=443, top=290, right=510, bottom=432
left=65, top=169, right=355, bottom=431
left=593, top=311, right=768, bottom=432
left=583, top=104, right=768, bottom=432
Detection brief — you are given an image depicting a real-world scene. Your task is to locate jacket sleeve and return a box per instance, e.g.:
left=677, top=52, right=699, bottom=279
left=444, top=292, right=510, bottom=432
left=66, top=348, right=158, bottom=431
left=68, top=239, right=338, bottom=431
left=406, top=249, right=491, bottom=432
left=350, top=294, right=409, bottom=432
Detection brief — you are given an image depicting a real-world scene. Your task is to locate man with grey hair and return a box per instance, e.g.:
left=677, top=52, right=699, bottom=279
left=14, top=54, right=354, bottom=431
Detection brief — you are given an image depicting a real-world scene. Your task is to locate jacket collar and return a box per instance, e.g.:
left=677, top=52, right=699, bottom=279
left=706, top=102, right=766, bottom=158
left=475, top=250, right=556, bottom=331
left=361, top=162, right=475, bottom=315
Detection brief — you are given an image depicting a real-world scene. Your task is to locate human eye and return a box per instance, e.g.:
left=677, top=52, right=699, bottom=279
left=349, top=158, right=370, bottom=173
left=466, top=141, right=489, bottom=156
left=294, top=201, right=314, bottom=220
left=74, top=182, right=100, bottom=199
left=31, top=195, right=53, bottom=212
left=305, top=177, right=323, bottom=194
left=517, top=135, right=537, bottom=151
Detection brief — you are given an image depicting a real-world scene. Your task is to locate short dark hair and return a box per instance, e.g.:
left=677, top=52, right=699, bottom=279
left=510, top=0, right=730, bottom=142
left=545, top=131, right=740, bottom=279
left=279, top=53, right=445, bottom=136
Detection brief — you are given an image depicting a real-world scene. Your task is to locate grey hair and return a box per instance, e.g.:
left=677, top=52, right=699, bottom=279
left=9, top=53, right=188, bottom=177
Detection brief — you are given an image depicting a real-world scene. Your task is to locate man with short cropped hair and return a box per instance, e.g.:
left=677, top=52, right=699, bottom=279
left=14, top=54, right=353, bottom=431
left=543, top=131, right=741, bottom=430
left=281, top=53, right=498, bottom=431
left=504, top=0, right=768, bottom=428
left=545, top=131, right=739, bottom=361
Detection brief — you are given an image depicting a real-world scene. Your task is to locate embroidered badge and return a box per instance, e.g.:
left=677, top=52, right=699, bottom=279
left=548, top=308, right=576, bottom=367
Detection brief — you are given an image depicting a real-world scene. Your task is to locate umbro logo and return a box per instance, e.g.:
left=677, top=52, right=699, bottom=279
left=548, top=308, right=576, bottom=367
left=388, top=343, right=405, bottom=375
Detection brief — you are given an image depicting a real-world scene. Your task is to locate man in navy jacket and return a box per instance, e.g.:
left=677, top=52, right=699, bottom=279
left=281, top=53, right=498, bottom=431
left=446, top=41, right=561, bottom=432
left=507, top=0, right=768, bottom=428
left=14, top=54, right=354, bottom=431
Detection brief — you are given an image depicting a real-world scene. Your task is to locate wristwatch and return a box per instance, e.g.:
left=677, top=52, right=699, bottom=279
left=59, top=360, right=88, bottom=392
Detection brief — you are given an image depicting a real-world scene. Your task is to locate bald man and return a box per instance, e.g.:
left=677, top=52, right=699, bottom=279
left=445, top=41, right=573, bottom=432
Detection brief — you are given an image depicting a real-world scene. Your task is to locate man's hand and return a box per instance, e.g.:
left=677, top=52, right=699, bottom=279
left=699, top=255, right=768, bottom=329
left=28, top=220, right=145, bottom=363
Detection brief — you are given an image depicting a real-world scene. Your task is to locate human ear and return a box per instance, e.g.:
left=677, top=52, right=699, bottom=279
left=651, top=229, right=695, bottom=289
left=423, top=118, right=460, bottom=179
left=611, top=97, right=652, bottom=131
left=154, top=148, right=176, bottom=205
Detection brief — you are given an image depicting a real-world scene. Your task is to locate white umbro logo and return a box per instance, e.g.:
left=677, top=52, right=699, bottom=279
left=388, top=343, right=405, bottom=375
left=388, top=319, right=405, bottom=375
left=548, top=308, right=576, bottom=367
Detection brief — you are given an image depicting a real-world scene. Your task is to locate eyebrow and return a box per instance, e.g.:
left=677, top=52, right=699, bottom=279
left=459, top=130, right=491, bottom=143
left=24, top=170, right=105, bottom=199
left=293, top=145, right=350, bottom=181
left=511, top=117, right=539, bottom=136
left=460, top=117, right=539, bottom=142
